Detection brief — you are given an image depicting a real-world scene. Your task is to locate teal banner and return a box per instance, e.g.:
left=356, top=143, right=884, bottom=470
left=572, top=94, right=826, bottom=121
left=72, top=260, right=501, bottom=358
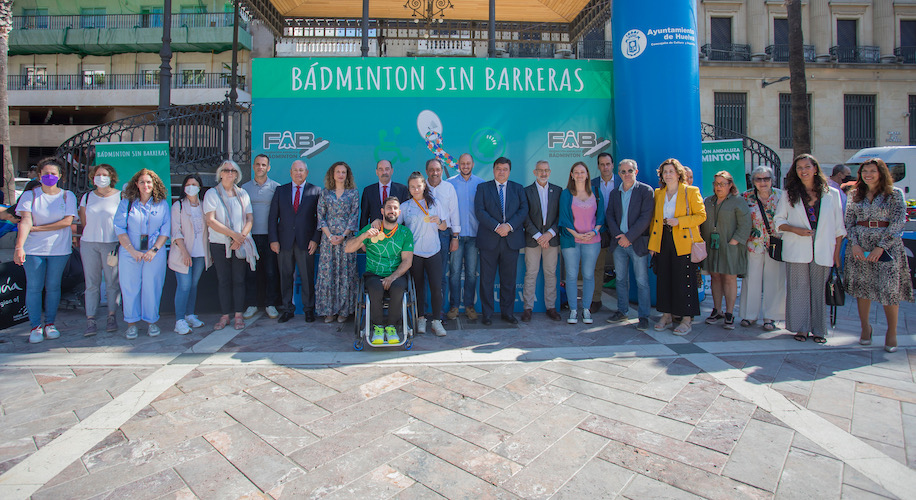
left=93, top=141, right=171, bottom=191
left=252, top=57, right=614, bottom=187
left=701, top=139, right=746, bottom=191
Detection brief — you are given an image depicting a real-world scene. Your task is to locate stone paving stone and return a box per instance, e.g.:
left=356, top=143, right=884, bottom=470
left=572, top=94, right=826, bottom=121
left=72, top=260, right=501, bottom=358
left=570, top=359, right=630, bottom=376
left=491, top=403, right=587, bottom=465
left=120, top=395, right=242, bottom=449
left=304, top=365, right=403, bottom=392
left=840, top=484, right=895, bottom=500
left=541, top=362, right=645, bottom=393
left=806, top=376, right=857, bottom=420
left=551, top=375, right=667, bottom=414
left=579, top=415, right=728, bottom=474
left=600, top=443, right=769, bottom=500
left=321, top=464, right=415, bottom=500
left=85, top=468, right=187, bottom=500
left=740, top=354, right=787, bottom=383
left=871, top=349, right=913, bottom=374
left=478, top=388, right=525, bottom=409
left=856, top=381, right=916, bottom=404
left=434, top=363, right=491, bottom=381
left=564, top=393, right=693, bottom=440
left=774, top=448, right=843, bottom=500
left=635, top=358, right=701, bottom=402
left=0, top=436, right=35, bottom=464
left=262, top=368, right=340, bottom=402
left=39, top=457, right=88, bottom=489
left=400, top=366, right=494, bottom=398
left=615, top=357, right=675, bottom=383
left=203, top=423, right=305, bottom=493
left=500, top=428, right=607, bottom=499
left=243, top=382, right=331, bottom=427
left=858, top=436, right=907, bottom=466
left=394, top=482, right=448, bottom=499
left=314, top=371, right=416, bottom=413
left=657, top=374, right=725, bottom=426
left=842, top=464, right=898, bottom=499
left=1, top=386, right=115, bottom=421
left=304, top=388, right=415, bottom=438
left=404, top=397, right=510, bottom=451
left=224, top=398, right=319, bottom=456
left=902, top=413, right=916, bottom=467
left=834, top=368, right=916, bottom=394
left=394, top=420, right=522, bottom=484
left=618, top=474, right=703, bottom=500
left=485, top=385, right=575, bottom=433
left=174, top=450, right=264, bottom=498
left=472, top=363, right=544, bottom=389
left=770, top=355, right=817, bottom=397
left=288, top=409, right=411, bottom=471
left=0, top=411, right=79, bottom=443
left=390, top=447, right=519, bottom=499
left=496, top=367, right=562, bottom=399
left=402, top=379, right=502, bottom=421
left=851, top=392, right=905, bottom=448
left=281, top=434, right=415, bottom=498
left=550, top=457, right=633, bottom=499
left=722, top=418, right=794, bottom=492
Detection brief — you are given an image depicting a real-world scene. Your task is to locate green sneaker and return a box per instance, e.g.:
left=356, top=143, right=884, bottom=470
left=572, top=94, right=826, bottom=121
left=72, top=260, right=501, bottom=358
left=385, top=326, right=399, bottom=344
left=370, top=325, right=385, bottom=345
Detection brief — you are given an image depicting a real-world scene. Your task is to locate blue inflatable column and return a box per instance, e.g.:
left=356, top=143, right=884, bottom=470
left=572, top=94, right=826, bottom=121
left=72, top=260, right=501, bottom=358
left=612, top=2, right=703, bottom=188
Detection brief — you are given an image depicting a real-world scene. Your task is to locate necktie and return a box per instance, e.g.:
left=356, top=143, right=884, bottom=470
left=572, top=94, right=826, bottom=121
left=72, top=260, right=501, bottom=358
left=499, top=184, right=505, bottom=222
left=294, top=185, right=301, bottom=213
left=382, top=184, right=388, bottom=202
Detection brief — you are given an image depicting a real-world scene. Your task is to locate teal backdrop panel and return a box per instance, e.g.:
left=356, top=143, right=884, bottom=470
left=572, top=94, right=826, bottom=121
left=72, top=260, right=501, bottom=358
left=252, top=58, right=614, bottom=188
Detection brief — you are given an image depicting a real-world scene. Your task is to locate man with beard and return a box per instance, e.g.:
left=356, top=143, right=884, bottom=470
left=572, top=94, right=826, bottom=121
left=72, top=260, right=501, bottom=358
left=346, top=197, right=414, bottom=345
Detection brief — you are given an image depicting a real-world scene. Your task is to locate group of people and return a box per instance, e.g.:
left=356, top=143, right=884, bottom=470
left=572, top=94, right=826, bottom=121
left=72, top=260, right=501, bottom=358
left=10, top=151, right=913, bottom=352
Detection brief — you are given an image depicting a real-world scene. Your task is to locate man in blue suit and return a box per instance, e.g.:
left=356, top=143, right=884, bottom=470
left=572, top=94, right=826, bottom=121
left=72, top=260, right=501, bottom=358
left=590, top=152, right=618, bottom=313
left=268, top=160, right=322, bottom=323
left=359, top=160, right=409, bottom=230
left=604, top=159, right=654, bottom=331
left=474, top=157, right=528, bottom=325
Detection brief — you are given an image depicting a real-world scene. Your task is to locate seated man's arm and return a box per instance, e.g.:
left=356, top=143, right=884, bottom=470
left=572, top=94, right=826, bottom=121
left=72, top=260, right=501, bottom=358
left=345, top=227, right=377, bottom=253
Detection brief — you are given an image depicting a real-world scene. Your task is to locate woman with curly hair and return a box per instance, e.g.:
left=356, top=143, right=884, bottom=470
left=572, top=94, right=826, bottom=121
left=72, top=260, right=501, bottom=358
left=315, top=161, right=360, bottom=323
left=114, top=168, right=171, bottom=340
left=774, top=154, right=846, bottom=344
left=844, top=158, right=914, bottom=352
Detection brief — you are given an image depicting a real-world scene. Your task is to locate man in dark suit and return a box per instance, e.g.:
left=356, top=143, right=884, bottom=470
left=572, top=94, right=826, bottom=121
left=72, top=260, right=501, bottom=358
left=521, top=160, right=562, bottom=322
left=359, top=159, right=409, bottom=229
left=474, top=157, right=528, bottom=325
left=604, top=159, right=654, bottom=331
left=268, top=160, right=322, bottom=323
left=590, top=152, right=618, bottom=313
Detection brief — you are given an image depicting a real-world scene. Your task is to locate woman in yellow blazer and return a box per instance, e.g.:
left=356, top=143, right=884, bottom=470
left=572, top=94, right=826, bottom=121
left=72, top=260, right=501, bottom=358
left=648, top=158, right=707, bottom=335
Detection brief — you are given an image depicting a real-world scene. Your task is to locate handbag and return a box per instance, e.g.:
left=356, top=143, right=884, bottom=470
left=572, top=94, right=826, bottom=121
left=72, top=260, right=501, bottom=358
left=755, top=193, right=783, bottom=262
left=826, top=265, right=845, bottom=327
left=685, top=196, right=707, bottom=264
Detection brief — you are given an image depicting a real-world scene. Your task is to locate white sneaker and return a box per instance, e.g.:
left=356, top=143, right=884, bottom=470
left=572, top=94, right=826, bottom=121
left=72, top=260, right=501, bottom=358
left=243, top=306, right=259, bottom=319
left=174, top=319, right=191, bottom=335
left=125, top=325, right=138, bottom=340
left=568, top=310, right=578, bottom=324
left=431, top=320, right=446, bottom=337
left=265, top=306, right=279, bottom=319
left=185, top=315, right=204, bottom=328
left=43, top=324, right=60, bottom=339
left=582, top=310, right=593, bottom=324
left=148, top=323, right=161, bottom=337
left=417, top=317, right=427, bottom=334
left=29, top=326, right=44, bottom=344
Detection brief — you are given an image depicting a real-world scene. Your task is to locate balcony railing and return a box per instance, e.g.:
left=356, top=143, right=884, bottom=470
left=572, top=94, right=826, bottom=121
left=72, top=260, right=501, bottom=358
left=576, top=40, right=612, bottom=60
left=701, top=43, right=751, bottom=61
left=764, top=44, right=816, bottom=62
left=8, top=73, right=247, bottom=91
left=829, top=45, right=880, bottom=63
left=895, top=46, right=916, bottom=64
left=13, top=13, right=248, bottom=31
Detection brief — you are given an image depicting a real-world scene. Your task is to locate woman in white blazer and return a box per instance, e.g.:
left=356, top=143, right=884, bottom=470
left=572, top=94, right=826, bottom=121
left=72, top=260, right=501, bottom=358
left=773, top=154, right=846, bottom=344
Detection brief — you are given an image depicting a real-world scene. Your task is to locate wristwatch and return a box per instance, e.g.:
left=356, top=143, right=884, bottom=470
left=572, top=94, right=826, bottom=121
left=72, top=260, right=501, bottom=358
left=151, top=246, right=159, bottom=253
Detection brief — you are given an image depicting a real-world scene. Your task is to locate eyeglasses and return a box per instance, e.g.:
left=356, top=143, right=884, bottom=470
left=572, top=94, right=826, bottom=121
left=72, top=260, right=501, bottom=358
left=619, top=169, right=635, bottom=174
left=534, top=169, right=550, bottom=174
left=753, top=177, right=772, bottom=182
left=713, top=181, right=731, bottom=187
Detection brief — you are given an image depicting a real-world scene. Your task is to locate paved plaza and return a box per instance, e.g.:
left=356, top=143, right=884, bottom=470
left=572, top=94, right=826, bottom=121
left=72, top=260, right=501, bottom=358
left=0, top=287, right=915, bottom=499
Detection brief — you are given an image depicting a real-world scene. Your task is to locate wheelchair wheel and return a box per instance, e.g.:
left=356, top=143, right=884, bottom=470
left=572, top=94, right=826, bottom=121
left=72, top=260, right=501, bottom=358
left=405, top=275, right=419, bottom=337
left=353, top=339, right=363, bottom=351
left=354, top=275, right=366, bottom=339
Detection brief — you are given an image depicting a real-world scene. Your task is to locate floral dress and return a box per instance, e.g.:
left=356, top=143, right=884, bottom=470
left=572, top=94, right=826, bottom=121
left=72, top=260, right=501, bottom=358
left=315, top=188, right=359, bottom=316
left=843, top=187, right=914, bottom=305
left=742, top=188, right=781, bottom=255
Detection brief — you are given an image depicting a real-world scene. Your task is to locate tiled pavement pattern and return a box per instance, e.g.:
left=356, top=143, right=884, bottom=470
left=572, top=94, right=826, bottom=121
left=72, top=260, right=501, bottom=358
left=1, top=290, right=916, bottom=498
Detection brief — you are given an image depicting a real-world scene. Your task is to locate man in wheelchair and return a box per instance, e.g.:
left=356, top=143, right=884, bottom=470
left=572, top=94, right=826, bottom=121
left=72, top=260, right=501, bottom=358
left=345, top=197, right=414, bottom=345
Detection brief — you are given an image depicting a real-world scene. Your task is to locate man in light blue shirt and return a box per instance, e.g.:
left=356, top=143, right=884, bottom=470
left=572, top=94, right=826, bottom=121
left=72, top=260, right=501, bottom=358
left=241, top=154, right=281, bottom=319
left=445, top=153, right=484, bottom=320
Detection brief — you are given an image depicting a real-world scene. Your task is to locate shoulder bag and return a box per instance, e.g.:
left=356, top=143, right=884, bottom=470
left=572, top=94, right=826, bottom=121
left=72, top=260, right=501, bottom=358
left=755, top=192, right=783, bottom=262
left=685, top=192, right=707, bottom=264
left=825, top=265, right=845, bottom=327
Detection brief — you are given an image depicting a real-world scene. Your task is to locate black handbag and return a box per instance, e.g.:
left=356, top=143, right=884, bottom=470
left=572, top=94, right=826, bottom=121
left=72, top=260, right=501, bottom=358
left=826, top=265, right=845, bottom=327
left=755, top=193, right=783, bottom=262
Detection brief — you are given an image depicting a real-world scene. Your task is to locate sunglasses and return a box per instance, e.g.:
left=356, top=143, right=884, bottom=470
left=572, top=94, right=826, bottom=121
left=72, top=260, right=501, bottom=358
left=619, top=169, right=635, bottom=174
left=753, top=177, right=772, bottom=182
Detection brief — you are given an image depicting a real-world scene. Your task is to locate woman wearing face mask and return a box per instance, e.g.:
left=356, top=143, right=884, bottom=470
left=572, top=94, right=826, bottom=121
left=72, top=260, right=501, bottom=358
left=13, top=157, right=78, bottom=344
left=168, top=174, right=212, bottom=335
left=78, top=164, right=122, bottom=336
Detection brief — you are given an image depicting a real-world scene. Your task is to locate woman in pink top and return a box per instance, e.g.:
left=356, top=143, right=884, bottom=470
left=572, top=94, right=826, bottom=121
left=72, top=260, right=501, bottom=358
left=559, top=162, right=606, bottom=325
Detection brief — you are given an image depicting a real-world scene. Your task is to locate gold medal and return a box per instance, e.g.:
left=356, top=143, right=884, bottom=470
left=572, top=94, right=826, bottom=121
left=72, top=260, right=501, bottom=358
left=369, top=235, right=379, bottom=243
left=377, top=232, right=386, bottom=241
left=424, top=216, right=432, bottom=223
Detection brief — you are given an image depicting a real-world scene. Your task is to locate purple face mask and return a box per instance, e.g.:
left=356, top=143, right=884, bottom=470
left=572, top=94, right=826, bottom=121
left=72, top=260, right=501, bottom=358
left=40, top=174, right=60, bottom=187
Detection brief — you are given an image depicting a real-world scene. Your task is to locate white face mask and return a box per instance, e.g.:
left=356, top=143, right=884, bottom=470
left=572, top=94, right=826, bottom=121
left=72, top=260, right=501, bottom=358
left=93, top=175, right=111, bottom=188
left=184, top=185, right=201, bottom=197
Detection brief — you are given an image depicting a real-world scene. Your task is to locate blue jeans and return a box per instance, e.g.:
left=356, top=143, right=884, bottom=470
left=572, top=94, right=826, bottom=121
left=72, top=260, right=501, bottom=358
left=174, top=256, right=205, bottom=319
left=449, top=236, right=478, bottom=310
left=438, top=229, right=452, bottom=314
left=23, top=254, right=70, bottom=328
left=561, top=242, right=600, bottom=311
left=612, top=246, right=651, bottom=319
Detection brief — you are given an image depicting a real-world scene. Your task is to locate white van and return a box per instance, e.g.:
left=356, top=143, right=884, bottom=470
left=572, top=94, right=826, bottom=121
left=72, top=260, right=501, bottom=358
left=845, top=146, right=916, bottom=197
